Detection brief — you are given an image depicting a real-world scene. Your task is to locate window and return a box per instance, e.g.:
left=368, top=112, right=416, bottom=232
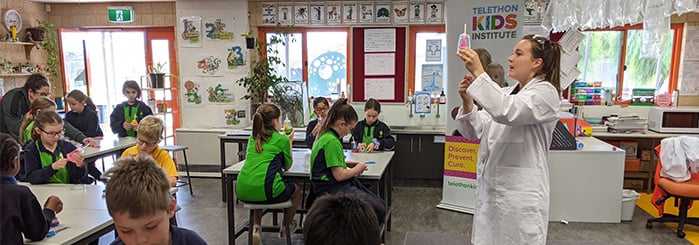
left=260, top=27, right=349, bottom=100
left=409, top=26, right=446, bottom=97
left=576, top=24, right=682, bottom=100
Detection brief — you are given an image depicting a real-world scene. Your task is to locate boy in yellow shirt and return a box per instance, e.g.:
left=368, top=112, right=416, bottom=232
left=121, top=116, right=178, bottom=187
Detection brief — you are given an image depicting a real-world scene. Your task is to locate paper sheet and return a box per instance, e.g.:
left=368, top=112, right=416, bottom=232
left=365, top=78, right=395, bottom=100
left=365, top=53, right=395, bottom=75
left=560, top=67, right=581, bottom=90
left=558, top=29, right=585, bottom=53
left=560, top=49, right=582, bottom=75
left=364, top=29, right=396, bottom=52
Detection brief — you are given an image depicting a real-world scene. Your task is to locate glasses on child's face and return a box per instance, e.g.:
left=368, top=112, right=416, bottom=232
left=38, top=127, right=64, bottom=137
left=314, top=106, right=329, bottom=113
left=136, top=138, right=158, bottom=147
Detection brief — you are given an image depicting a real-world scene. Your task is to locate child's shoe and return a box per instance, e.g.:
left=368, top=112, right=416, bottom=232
left=253, top=225, right=263, bottom=245
left=279, top=220, right=298, bottom=239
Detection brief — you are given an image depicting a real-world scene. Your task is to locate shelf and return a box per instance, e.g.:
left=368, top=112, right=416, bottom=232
left=0, top=41, right=36, bottom=46
left=0, top=73, right=34, bottom=77
left=624, top=171, right=650, bottom=179
left=1, top=41, right=39, bottom=60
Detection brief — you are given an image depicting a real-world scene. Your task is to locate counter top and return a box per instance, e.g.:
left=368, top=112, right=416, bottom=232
left=592, top=131, right=699, bottom=139
left=178, top=126, right=448, bottom=135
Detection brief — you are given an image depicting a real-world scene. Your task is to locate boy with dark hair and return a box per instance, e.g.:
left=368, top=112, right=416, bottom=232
left=303, top=194, right=380, bottom=245
left=105, top=155, right=206, bottom=245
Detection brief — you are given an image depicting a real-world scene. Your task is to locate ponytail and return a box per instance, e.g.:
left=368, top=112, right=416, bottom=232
left=524, top=34, right=561, bottom=94
left=67, top=90, right=97, bottom=111
left=20, top=97, right=56, bottom=144
left=252, top=112, right=265, bottom=153
left=318, top=98, right=358, bottom=136
left=0, top=133, right=20, bottom=172
left=251, top=104, right=282, bottom=153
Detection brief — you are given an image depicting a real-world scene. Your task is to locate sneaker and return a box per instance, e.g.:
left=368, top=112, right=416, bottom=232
left=279, top=220, right=298, bottom=239
left=252, top=225, right=263, bottom=245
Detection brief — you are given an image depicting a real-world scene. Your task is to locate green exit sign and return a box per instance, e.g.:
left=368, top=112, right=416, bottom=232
left=108, top=6, right=134, bottom=23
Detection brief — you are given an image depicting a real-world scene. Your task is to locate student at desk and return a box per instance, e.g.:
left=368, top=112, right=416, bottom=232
left=121, top=116, right=178, bottom=187
left=351, top=98, right=395, bottom=152
left=305, top=97, right=329, bottom=148
left=0, top=133, right=64, bottom=244
left=310, top=98, right=386, bottom=224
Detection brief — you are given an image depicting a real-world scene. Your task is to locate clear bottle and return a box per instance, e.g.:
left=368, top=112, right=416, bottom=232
left=439, top=90, right=446, bottom=104
left=283, top=117, right=292, bottom=135
left=457, top=24, right=471, bottom=51
left=408, top=89, right=414, bottom=103
left=351, top=137, right=358, bottom=153
left=672, top=89, right=680, bottom=108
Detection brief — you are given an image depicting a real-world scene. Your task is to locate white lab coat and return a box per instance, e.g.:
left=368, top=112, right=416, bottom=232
left=455, top=73, right=560, bottom=245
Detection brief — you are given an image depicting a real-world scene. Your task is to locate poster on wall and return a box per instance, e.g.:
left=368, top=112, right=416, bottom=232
left=195, top=54, right=223, bottom=76
left=278, top=3, right=294, bottom=24
left=343, top=2, right=358, bottom=23
left=204, top=18, right=234, bottom=41
left=221, top=108, right=241, bottom=126
left=181, top=77, right=204, bottom=108
left=294, top=2, right=310, bottom=24
left=421, top=64, right=443, bottom=93
left=409, top=1, right=425, bottom=23
left=425, top=39, right=442, bottom=62
left=310, top=3, right=325, bottom=24
left=359, top=2, right=374, bottom=23
left=523, top=0, right=549, bottom=23
left=261, top=3, right=277, bottom=25
left=426, top=2, right=443, bottom=23
left=205, top=81, right=234, bottom=104
left=326, top=3, right=342, bottom=24
left=179, top=16, right=202, bottom=48
left=392, top=1, right=409, bottom=23
left=437, top=136, right=479, bottom=214
left=225, top=44, right=246, bottom=74
left=375, top=2, right=392, bottom=24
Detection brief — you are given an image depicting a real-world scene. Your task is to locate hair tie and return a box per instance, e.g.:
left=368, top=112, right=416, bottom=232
left=28, top=109, right=33, bottom=115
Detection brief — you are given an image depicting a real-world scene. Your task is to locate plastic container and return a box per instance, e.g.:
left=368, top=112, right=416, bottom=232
left=621, top=189, right=640, bottom=221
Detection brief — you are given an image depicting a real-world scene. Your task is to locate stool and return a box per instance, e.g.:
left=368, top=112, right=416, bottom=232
left=241, top=200, right=293, bottom=245
left=162, top=145, right=193, bottom=195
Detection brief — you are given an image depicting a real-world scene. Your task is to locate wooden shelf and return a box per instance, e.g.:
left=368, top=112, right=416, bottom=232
left=0, top=73, right=34, bottom=77
left=1, top=41, right=39, bottom=60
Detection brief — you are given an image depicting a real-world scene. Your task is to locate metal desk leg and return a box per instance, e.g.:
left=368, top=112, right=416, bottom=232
left=226, top=173, right=236, bottom=245
left=221, top=139, right=227, bottom=202
left=387, top=160, right=393, bottom=231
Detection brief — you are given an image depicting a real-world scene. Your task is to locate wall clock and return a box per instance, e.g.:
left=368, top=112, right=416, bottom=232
left=3, top=9, right=22, bottom=33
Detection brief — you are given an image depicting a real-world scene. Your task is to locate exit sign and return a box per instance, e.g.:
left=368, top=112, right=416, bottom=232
left=108, top=6, right=134, bottom=23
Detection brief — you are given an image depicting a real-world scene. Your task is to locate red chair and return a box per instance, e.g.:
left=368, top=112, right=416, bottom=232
left=646, top=145, right=699, bottom=238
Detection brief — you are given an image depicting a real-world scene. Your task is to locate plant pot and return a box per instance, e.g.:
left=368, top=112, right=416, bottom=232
left=149, top=73, right=165, bottom=88
left=246, top=37, right=255, bottom=49
left=26, top=28, right=45, bottom=42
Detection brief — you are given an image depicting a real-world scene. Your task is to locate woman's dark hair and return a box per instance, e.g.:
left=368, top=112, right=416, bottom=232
left=319, top=98, right=358, bottom=136
left=252, top=104, right=282, bottom=153
left=313, top=97, right=329, bottom=109
left=523, top=34, right=561, bottom=93
left=67, top=90, right=97, bottom=111
left=0, top=133, right=20, bottom=172
left=122, top=80, right=142, bottom=99
left=24, top=73, right=50, bottom=92
left=31, top=110, right=63, bottom=141
left=364, top=98, right=381, bottom=113
left=19, top=97, right=57, bottom=144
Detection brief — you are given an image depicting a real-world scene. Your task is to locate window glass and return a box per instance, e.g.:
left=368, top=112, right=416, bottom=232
left=623, top=29, right=673, bottom=96
left=266, top=32, right=303, bottom=82
left=414, top=32, right=447, bottom=97
left=307, top=32, right=348, bottom=99
left=576, top=31, right=622, bottom=90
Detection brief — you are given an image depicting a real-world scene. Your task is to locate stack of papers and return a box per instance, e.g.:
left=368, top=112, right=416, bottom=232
left=605, top=115, right=647, bottom=133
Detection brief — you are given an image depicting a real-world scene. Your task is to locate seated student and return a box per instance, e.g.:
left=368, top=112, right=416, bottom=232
left=310, top=98, right=386, bottom=224
left=110, top=80, right=153, bottom=137
left=305, top=97, right=329, bottom=148
left=487, top=63, right=507, bottom=87
left=303, top=194, right=380, bottom=245
left=236, top=104, right=301, bottom=242
left=121, top=116, right=178, bottom=187
left=351, top=98, right=395, bottom=152
left=0, top=133, right=64, bottom=244
left=24, top=110, right=90, bottom=184
left=18, top=97, right=96, bottom=146
left=65, top=90, right=104, bottom=182
left=104, top=155, right=207, bottom=245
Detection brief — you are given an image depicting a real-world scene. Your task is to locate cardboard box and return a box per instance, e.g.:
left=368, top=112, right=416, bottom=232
left=619, top=141, right=638, bottom=158
left=625, top=158, right=641, bottom=172
left=624, top=179, right=645, bottom=190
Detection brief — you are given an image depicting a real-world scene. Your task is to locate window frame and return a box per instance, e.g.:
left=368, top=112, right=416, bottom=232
left=408, top=25, right=446, bottom=93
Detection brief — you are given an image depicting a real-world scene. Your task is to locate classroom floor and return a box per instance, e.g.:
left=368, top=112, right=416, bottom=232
left=95, top=178, right=687, bottom=245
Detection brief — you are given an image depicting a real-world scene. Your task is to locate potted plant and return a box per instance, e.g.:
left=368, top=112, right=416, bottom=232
left=236, top=24, right=294, bottom=114
left=241, top=30, right=255, bottom=49
left=148, top=62, right=167, bottom=88
left=36, top=21, right=59, bottom=86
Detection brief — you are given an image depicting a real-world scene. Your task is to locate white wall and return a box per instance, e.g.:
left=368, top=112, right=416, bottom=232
left=176, top=0, right=250, bottom=129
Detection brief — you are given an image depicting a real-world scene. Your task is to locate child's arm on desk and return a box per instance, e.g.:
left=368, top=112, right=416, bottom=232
left=331, top=163, right=368, bottom=181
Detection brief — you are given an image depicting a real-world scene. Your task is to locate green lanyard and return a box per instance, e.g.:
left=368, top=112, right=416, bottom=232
left=362, top=125, right=375, bottom=145
left=36, top=140, right=69, bottom=183
left=123, top=104, right=139, bottom=137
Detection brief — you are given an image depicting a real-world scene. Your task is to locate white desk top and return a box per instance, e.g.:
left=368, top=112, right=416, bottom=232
left=223, top=148, right=394, bottom=180
left=219, top=131, right=352, bottom=143
left=83, top=136, right=136, bottom=159
left=20, top=183, right=108, bottom=211
left=592, top=131, right=699, bottom=139
left=25, top=209, right=112, bottom=245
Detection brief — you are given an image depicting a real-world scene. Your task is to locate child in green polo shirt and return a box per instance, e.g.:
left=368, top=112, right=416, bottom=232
left=236, top=104, right=301, bottom=243
left=109, top=80, right=153, bottom=137
left=23, top=110, right=90, bottom=184
left=351, top=98, right=395, bottom=152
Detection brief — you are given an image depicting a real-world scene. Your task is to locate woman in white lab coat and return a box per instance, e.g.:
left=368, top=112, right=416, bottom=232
left=454, top=35, right=562, bottom=245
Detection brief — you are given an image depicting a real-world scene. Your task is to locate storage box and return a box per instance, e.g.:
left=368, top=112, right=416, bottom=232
left=625, top=158, right=641, bottom=172
left=640, top=160, right=653, bottom=172
left=640, top=150, right=653, bottom=161
left=619, top=141, right=638, bottom=158
left=624, top=179, right=645, bottom=190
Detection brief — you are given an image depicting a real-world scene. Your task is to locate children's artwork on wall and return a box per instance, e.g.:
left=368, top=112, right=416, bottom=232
left=421, top=64, right=444, bottom=94
left=294, top=2, right=309, bottom=24
left=310, top=3, right=325, bottom=24
left=261, top=3, right=277, bottom=25
left=204, top=18, right=234, bottom=41
left=426, top=2, right=443, bottom=23
left=359, top=2, right=374, bottom=23
left=326, top=3, right=342, bottom=24
left=278, top=3, right=293, bottom=24
left=180, top=16, right=202, bottom=47
left=222, top=108, right=241, bottom=126
left=392, top=2, right=409, bottom=23
left=181, top=77, right=204, bottom=108
left=206, top=81, right=234, bottom=104
left=342, top=2, right=358, bottom=23
left=425, top=39, right=442, bottom=62
left=195, top=54, right=223, bottom=76
left=409, top=1, right=425, bottom=23
left=375, top=2, right=391, bottom=24
left=225, top=44, right=246, bottom=74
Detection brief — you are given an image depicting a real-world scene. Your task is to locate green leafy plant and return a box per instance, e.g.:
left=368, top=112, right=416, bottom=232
left=149, top=61, right=168, bottom=74
left=235, top=23, right=294, bottom=104
left=37, top=21, right=59, bottom=83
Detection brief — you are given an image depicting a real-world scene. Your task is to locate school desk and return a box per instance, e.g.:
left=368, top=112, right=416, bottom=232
left=223, top=148, right=395, bottom=245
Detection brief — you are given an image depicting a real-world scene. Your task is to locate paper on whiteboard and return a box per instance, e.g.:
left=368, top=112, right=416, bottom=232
left=680, top=61, right=699, bottom=95
left=365, top=53, right=395, bottom=75
left=560, top=49, right=582, bottom=75
left=365, top=78, right=395, bottom=100
left=364, top=29, right=396, bottom=52
left=558, top=29, right=585, bottom=53
left=683, top=26, right=699, bottom=61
